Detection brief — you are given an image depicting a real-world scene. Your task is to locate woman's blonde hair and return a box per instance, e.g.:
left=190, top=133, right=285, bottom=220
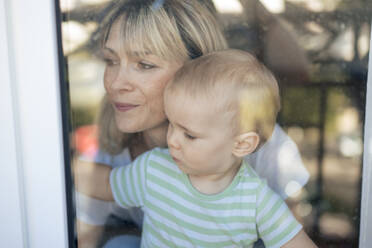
left=96, top=0, right=228, bottom=154
left=166, top=49, right=281, bottom=146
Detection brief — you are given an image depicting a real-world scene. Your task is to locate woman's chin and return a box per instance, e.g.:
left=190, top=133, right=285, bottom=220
left=116, top=122, right=142, bottom=134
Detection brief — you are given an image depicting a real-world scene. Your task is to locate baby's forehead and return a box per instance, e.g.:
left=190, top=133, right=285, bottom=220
left=165, top=87, right=236, bottom=116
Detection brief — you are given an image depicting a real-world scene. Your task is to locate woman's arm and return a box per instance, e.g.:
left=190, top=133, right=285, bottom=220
left=73, top=158, right=114, bottom=201
left=76, top=220, right=105, bottom=248
left=255, top=1, right=310, bottom=84
left=282, top=229, right=317, bottom=248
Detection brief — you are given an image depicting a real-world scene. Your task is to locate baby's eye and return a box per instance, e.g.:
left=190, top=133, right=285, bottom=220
left=184, top=133, right=196, bottom=140
left=138, top=61, right=156, bottom=70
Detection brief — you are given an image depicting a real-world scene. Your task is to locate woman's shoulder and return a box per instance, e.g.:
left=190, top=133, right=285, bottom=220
left=94, top=148, right=131, bottom=168
left=254, top=124, right=301, bottom=159
left=266, top=124, right=295, bottom=147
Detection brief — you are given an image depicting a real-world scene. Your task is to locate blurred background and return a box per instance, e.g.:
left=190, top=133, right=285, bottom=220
left=60, top=0, right=371, bottom=247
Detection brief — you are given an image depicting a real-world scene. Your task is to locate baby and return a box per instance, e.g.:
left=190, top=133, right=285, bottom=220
left=75, top=49, right=316, bottom=247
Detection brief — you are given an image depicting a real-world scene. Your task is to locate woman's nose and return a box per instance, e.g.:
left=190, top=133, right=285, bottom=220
left=109, top=65, right=135, bottom=92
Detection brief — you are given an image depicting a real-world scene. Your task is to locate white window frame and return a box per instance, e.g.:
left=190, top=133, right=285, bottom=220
left=359, top=24, right=372, bottom=248
left=0, top=0, right=69, bottom=247
left=0, top=0, right=371, bottom=247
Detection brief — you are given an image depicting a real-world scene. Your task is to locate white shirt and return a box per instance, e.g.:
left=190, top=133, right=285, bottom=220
left=245, top=124, right=309, bottom=198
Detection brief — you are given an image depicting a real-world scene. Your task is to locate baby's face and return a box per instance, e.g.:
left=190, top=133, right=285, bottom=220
left=164, top=90, right=238, bottom=178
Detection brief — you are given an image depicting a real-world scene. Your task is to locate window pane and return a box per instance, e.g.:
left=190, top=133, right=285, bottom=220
left=60, top=0, right=371, bottom=247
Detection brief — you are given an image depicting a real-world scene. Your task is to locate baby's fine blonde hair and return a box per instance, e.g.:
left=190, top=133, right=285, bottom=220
left=96, top=0, right=228, bottom=154
left=166, top=49, right=281, bottom=146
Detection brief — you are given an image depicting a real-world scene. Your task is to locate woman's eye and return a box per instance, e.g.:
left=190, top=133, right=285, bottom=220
left=184, top=133, right=196, bottom=140
left=138, top=61, right=156, bottom=70
left=103, top=58, right=118, bottom=66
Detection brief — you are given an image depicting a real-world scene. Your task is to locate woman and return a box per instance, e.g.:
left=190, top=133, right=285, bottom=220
left=74, top=0, right=309, bottom=247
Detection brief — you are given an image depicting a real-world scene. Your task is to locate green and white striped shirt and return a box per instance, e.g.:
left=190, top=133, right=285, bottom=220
left=110, top=148, right=302, bottom=248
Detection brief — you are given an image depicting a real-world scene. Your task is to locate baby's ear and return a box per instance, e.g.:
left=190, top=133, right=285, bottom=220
left=232, top=132, right=260, bottom=157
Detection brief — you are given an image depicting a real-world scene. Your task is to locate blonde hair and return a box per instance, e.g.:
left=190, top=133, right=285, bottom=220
left=166, top=49, right=281, bottom=146
left=96, top=0, right=228, bottom=154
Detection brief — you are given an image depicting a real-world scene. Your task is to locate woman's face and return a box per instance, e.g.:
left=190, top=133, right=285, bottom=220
left=102, top=20, right=183, bottom=134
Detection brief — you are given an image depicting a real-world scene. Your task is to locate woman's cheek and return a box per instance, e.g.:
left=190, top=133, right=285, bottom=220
left=103, top=67, right=116, bottom=92
left=103, top=71, right=111, bottom=92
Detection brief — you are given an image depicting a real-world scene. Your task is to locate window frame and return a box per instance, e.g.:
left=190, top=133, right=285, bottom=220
left=359, top=24, right=372, bottom=248
left=0, top=0, right=70, bottom=247
left=0, top=0, right=371, bottom=247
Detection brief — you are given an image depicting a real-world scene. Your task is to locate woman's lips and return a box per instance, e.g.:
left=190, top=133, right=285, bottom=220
left=114, top=102, right=139, bottom=112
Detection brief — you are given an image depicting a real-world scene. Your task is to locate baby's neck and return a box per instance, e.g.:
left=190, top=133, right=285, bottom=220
left=188, top=159, right=243, bottom=195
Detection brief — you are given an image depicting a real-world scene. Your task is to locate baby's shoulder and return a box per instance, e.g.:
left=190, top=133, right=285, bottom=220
left=148, top=147, right=171, bottom=160
left=241, top=162, right=280, bottom=196
left=147, top=148, right=180, bottom=173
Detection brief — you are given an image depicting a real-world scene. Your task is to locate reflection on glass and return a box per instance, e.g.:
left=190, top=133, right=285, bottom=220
left=60, top=0, right=371, bottom=247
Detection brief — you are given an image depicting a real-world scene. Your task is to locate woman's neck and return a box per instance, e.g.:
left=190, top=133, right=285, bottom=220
left=142, top=122, right=168, bottom=149
left=129, top=122, right=168, bottom=159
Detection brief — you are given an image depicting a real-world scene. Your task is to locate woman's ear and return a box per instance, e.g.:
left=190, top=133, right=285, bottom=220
left=232, top=132, right=260, bottom=157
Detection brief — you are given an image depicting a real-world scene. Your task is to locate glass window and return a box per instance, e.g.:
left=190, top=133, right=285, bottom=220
left=59, top=0, right=371, bottom=247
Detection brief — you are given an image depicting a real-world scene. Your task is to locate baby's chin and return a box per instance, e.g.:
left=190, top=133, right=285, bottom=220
left=173, top=160, right=188, bottom=173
